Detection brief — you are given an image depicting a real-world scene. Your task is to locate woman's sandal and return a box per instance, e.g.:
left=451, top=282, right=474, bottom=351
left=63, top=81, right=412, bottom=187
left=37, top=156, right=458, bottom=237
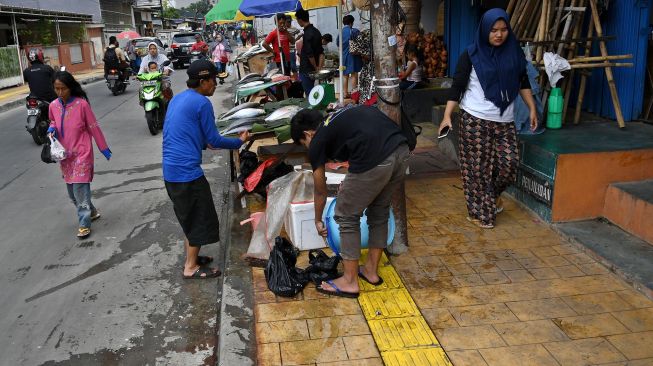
left=183, top=266, right=221, bottom=279
left=77, top=227, right=91, bottom=239
left=316, top=280, right=359, bottom=298
left=496, top=198, right=504, bottom=214
left=466, top=216, right=495, bottom=229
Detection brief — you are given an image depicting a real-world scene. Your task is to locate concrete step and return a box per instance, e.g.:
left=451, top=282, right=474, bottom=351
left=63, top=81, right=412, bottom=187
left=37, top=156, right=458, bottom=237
left=556, top=219, right=653, bottom=300
left=604, top=180, right=653, bottom=245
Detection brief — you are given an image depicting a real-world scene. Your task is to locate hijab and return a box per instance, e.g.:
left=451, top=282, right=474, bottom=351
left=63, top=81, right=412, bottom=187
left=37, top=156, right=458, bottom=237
left=467, top=8, right=526, bottom=115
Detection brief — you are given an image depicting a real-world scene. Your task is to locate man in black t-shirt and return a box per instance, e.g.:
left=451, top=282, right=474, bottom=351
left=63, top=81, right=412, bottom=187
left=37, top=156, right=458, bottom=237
left=295, top=9, right=324, bottom=97
left=23, top=48, right=57, bottom=102
left=291, top=106, right=409, bottom=298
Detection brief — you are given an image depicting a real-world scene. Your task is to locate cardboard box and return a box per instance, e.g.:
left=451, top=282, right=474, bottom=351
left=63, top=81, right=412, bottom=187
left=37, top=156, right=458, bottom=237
left=284, top=197, right=335, bottom=250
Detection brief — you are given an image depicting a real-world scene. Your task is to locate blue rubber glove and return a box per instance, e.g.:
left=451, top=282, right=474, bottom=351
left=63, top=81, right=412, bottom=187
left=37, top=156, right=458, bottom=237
left=47, top=127, right=56, bottom=137
left=101, top=148, right=112, bottom=161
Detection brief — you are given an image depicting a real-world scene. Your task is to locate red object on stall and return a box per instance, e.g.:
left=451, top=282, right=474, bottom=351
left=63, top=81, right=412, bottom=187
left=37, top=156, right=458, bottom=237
left=244, top=158, right=277, bottom=192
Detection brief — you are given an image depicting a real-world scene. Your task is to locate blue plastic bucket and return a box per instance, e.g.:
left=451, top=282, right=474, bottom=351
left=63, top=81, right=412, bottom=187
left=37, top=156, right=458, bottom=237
left=322, top=198, right=395, bottom=256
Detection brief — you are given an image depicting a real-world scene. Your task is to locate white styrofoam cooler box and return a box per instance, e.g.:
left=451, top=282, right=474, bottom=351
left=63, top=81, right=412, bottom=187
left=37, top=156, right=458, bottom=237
left=284, top=197, right=335, bottom=250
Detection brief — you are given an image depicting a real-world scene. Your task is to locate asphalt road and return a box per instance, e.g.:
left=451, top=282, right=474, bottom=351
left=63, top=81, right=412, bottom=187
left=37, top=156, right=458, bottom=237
left=0, top=70, right=234, bottom=365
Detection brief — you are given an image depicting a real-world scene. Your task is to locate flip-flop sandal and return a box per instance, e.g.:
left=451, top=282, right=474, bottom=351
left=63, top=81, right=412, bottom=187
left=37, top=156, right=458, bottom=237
left=358, top=270, right=384, bottom=286
left=183, top=266, right=221, bottom=279
left=77, top=227, right=91, bottom=239
left=197, top=256, right=214, bottom=266
left=316, top=280, right=359, bottom=298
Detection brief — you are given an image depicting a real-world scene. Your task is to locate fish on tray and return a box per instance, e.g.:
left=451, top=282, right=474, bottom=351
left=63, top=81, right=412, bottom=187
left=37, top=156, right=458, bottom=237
left=222, top=108, right=266, bottom=120
left=219, top=101, right=261, bottom=119
left=220, top=118, right=258, bottom=135
left=264, top=105, right=302, bottom=122
left=239, top=80, right=266, bottom=88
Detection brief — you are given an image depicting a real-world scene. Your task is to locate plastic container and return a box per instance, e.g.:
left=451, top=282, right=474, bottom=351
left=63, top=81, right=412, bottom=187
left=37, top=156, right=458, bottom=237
left=322, top=198, right=395, bottom=256
left=284, top=198, right=335, bottom=250
left=547, top=87, right=563, bottom=129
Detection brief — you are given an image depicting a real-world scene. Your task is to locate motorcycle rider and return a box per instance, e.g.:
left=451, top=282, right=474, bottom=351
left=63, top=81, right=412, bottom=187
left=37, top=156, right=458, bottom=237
left=23, top=48, right=57, bottom=103
left=104, top=36, right=129, bottom=79
left=138, top=42, right=173, bottom=76
left=190, top=34, right=209, bottom=55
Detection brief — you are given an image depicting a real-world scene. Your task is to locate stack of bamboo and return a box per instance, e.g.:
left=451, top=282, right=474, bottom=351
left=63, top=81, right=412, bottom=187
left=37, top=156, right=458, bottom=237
left=507, top=0, right=630, bottom=127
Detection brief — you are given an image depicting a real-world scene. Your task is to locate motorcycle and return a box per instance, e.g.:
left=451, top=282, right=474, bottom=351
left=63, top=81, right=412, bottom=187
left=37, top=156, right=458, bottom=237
left=25, top=96, right=50, bottom=145
left=189, top=50, right=203, bottom=65
left=106, top=68, right=129, bottom=96
left=137, top=60, right=172, bottom=135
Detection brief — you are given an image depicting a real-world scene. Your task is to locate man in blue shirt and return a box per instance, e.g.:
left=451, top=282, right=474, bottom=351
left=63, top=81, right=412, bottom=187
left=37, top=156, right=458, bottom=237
left=163, top=59, right=250, bottom=279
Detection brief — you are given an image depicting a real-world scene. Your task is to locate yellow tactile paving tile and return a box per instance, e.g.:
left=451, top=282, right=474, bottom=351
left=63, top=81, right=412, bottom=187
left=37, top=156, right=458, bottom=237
left=382, top=347, right=453, bottom=366
left=368, top=316, right=440, bottom=351
left=359, top=288, right=421, bottom=320
left=358, top=265, right=403, bottom=292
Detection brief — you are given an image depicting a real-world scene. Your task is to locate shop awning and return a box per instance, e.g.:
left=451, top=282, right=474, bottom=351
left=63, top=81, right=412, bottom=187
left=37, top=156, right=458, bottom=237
left=205, top=0, right=253, bottom=24
left=239, top=0, right=339, bottom=17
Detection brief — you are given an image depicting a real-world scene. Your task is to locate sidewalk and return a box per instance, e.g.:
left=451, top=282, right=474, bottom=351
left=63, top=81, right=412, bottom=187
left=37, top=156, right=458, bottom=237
left=0, top=67, right=105, bottom=113
left=251, top=135, right=653, bottom=365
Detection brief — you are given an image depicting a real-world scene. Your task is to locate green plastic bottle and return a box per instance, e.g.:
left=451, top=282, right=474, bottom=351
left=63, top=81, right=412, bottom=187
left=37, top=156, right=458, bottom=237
left=547, top=87, right=563, bottom=129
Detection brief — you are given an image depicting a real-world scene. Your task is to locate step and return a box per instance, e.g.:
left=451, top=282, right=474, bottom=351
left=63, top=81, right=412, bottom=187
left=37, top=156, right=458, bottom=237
left=556, top=219, right=653, bottom=300
left=604, top=180, right=653, bottom=245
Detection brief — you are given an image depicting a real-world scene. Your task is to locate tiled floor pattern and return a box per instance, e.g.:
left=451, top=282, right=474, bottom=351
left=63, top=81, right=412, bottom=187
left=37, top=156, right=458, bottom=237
left=252, top=171, right=653, bottom=365
left=402, top=174, right=653, bottom=366
left=356, top=250, right=452, bottom=366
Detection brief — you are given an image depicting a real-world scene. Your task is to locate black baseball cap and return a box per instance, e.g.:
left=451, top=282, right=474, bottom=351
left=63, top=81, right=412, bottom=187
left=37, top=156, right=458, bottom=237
left=187, top=59, right=217, bottom=80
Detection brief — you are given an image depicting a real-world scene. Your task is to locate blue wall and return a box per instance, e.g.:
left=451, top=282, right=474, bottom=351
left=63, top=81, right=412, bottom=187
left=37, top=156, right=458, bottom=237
left=586, top=1, right=650, bottom=121
left=444, top=1, right=480, bottom=79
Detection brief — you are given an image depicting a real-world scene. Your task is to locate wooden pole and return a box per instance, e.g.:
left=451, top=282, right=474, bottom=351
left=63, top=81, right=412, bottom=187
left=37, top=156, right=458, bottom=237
left=574, top=18, right=595, bottom=124
left=369, top=0, right=407, bottom=254
left=561, top=0, right=584, bottom=123
left=589, top=0, right=626, bottom=128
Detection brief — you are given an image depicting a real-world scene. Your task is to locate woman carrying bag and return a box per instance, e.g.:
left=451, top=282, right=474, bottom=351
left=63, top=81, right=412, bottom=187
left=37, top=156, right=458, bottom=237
left=438, top=8, right=537, bottom=229
left=47, top=71, right=111, bottom=239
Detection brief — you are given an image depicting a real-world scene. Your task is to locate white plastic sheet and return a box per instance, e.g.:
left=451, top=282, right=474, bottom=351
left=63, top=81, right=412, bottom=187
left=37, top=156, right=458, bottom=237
left=244, top=171, right=315, bottom=261
left=543, top=52, right=571, bottom=88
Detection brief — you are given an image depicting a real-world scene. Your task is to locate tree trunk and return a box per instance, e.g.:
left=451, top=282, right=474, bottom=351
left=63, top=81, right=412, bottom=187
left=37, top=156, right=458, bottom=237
left=370, top=0, right=407, bottom=255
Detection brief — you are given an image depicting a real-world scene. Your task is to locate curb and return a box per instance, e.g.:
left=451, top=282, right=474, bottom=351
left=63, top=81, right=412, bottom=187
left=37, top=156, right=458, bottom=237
left=0, top=75, right=105, bottom=114
left=217, top=183, right=257, bottom=366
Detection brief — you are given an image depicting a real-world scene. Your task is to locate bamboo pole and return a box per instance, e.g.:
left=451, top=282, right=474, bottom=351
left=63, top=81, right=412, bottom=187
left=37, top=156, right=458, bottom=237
left=523, top=1, right=542, bottom=40
left=574, top=18, right=595, bottom=124
left=589, top=0, right=625, bottom=128
left=507, top=0, right=518, bottom=16
left=561, top=0, right=584, bottom=123
left=536, top=0, right=549, bottom=63
left=567, top=54, right=632, bottom=63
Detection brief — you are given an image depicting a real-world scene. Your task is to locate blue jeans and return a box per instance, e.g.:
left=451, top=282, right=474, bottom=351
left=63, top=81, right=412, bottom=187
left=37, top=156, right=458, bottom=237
left=215, top=61, right=225, bottom=73
left=299, top=72, right=315, bottom=97
left=66, top=183, right=96, bottom=229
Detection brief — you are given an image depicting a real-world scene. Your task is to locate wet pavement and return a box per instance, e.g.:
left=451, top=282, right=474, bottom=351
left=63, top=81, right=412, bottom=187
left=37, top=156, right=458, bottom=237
left=0, top=70, right=234, bottom=365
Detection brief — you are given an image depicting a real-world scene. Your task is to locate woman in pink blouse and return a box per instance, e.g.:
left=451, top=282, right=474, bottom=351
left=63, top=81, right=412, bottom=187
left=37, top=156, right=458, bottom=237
left=212, top=33, right=231, bottom=75
left=47, top=71, right=111, bottom=239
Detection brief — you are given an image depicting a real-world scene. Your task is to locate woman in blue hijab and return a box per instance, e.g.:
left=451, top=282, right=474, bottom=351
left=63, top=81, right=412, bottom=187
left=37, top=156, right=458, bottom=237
left=438, top=8, right=538, bottom=229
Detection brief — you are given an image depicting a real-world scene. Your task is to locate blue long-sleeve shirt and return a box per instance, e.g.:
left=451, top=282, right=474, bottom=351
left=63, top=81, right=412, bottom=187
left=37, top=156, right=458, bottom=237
left=163, top=89, right=243, bottom=183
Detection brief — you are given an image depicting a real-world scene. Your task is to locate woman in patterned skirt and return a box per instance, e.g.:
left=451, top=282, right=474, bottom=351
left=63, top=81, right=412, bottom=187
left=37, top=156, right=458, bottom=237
left=349, top=28, right=374, bottom=104
left=438, top=8, right=537, bottom=229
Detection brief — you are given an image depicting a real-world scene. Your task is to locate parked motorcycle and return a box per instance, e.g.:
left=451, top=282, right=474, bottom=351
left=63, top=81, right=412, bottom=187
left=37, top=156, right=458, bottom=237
left=25, top=96, right=50, bottom=145
left=106, top=68, right=129, bottom=96
left=136, top=61, right=172, bottom=135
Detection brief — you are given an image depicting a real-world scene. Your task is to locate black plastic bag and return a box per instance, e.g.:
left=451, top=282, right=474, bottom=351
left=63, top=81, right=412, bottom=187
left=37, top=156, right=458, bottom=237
left=265, top=237, right=308, bottom=297
left=238, top=150, right=259, bottom=184
left=305, top=249, right=341, bottom=285
left=41, top=139, right=55, bottom=164
left=253, top=161, right=294, bottom=197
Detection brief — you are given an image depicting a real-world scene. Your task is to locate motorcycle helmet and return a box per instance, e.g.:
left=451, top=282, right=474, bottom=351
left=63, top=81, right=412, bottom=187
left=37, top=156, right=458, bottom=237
left=28, top=48, right=44, bottom=63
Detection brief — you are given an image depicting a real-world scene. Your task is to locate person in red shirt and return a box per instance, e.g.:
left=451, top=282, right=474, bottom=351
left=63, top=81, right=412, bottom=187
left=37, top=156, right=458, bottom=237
left=262, top=13, right=295, bottom=75
left=190, top=34, right=209, bottom=55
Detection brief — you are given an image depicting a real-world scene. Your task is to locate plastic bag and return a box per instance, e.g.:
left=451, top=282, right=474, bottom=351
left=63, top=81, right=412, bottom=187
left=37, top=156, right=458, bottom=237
left=41, top=139, right=55, bottom=164
left=265, top=237, right=308, bottom=297
left=226, top=63, right=234, bottom=74
left=49, top=136, right=67, bottom=162
left=244, top=171, right=314, bottom=261
left=305, top=249, right=341, bottom=285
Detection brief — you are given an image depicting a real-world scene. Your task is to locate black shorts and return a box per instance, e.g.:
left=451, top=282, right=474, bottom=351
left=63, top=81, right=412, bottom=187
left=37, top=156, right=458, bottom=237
left=165, top=176, right=220, bottom=247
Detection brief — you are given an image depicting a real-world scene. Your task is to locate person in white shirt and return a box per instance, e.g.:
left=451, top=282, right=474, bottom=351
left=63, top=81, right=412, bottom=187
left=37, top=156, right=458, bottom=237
left=438, top=8, right=537, bottom=229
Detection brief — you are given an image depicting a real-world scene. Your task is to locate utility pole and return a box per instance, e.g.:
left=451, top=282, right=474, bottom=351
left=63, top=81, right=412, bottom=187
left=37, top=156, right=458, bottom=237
left=369, top=0, right=408, bottom=255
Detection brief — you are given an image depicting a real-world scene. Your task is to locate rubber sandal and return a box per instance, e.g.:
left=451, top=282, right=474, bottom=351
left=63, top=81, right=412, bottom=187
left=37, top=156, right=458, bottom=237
left=183, top=266, right=221, bottom=279
left=358, top=269, right=384, bottom=286
left=467, top=217, right=495, bottom=229
left=197, top=255, right=214, bottom=266
left=496, top=198, right=504, bottom=214
left=316, top=280, right=359, bottom=298
left=77, top=227, right=91, bottom=239
left=91, top=211, right=101, bottom=221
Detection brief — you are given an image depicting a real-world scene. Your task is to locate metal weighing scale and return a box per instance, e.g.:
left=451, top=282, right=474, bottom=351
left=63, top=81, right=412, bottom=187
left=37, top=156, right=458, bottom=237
left=308, top=70, right=337, bottom=109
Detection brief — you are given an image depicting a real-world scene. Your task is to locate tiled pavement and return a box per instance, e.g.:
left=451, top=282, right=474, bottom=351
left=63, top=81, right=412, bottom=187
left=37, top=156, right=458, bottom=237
left=252, top=167, right=653, bottom=366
